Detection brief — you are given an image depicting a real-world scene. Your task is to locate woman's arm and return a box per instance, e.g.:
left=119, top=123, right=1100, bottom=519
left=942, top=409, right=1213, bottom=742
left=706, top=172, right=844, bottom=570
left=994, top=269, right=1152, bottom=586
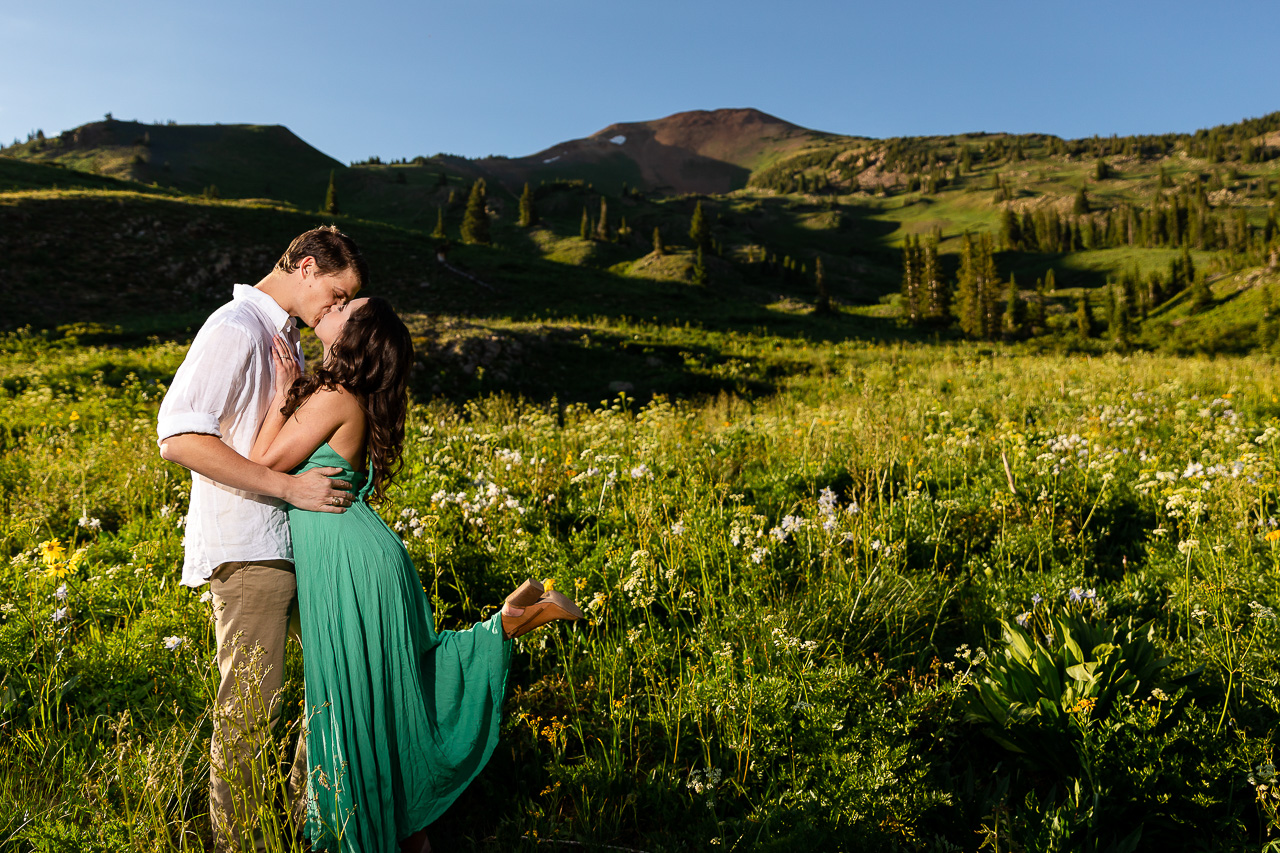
left=250, top=386, right=358, bottom=473
left=250, top=336, right=362, bottom=474
left=250, top=335, right=299, bottom=467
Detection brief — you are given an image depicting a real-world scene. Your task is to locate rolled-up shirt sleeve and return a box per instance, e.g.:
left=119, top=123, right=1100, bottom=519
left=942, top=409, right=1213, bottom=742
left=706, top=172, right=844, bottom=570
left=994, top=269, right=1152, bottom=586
left=157, top=323, right=252, bottom=443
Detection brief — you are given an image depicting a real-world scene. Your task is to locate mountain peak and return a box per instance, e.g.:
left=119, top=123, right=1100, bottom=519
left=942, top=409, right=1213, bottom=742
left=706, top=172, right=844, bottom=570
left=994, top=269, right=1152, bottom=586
left=590, top=107, right=805, bottom=141
left=490, top=107, right=826, bottom=194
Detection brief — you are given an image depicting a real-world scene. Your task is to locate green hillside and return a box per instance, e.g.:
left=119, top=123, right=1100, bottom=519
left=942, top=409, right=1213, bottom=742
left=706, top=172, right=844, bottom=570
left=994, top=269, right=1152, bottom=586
left=2, top=119, right=343, bottom=208
left=7, top=109, right=1280, bottom=360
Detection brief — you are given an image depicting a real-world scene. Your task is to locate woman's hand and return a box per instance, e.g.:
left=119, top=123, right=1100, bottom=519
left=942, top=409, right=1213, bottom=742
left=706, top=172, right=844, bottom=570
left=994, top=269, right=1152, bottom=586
left=270, top=335, right=301, bottom=401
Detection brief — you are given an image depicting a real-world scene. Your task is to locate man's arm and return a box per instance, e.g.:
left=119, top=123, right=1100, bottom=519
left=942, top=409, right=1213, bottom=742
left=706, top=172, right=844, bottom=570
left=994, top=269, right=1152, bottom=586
left=159, top=434, right=351, bottom=511
left=157, top=321, right=350, bottom=512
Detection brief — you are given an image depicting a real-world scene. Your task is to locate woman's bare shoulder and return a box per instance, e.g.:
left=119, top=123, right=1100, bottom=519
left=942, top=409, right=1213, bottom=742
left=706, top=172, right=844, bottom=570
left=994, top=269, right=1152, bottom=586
left=295, top=385, right=364, bottom=419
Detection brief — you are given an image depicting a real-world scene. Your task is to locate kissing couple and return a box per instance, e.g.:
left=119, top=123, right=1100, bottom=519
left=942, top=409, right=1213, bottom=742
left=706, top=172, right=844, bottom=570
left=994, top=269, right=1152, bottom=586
left=157, top=226, right=582, bottom=852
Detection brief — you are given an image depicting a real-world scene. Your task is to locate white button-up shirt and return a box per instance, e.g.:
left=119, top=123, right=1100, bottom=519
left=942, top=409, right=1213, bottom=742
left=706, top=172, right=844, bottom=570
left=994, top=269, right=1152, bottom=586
left=157, top=285, right=303, bottom=587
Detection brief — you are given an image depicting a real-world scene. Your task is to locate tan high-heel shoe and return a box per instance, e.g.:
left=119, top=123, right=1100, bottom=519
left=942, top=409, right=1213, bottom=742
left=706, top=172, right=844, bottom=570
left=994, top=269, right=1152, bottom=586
left=501, top=579, right=584, bottom=639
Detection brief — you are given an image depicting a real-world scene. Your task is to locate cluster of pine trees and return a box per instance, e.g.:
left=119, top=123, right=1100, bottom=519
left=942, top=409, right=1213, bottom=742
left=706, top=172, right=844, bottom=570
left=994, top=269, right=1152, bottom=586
left=900, top=231, right=1215, bottom=342
left=898, top=236, right=949, bottom=325
left=999, top=182, right=1279, bottom=256
left=901, top=233, right=1058, bottom=341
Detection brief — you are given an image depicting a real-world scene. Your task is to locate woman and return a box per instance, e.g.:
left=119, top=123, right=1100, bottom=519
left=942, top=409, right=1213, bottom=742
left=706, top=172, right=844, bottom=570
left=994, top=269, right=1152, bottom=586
left=250, top=296, right=580, bottom=852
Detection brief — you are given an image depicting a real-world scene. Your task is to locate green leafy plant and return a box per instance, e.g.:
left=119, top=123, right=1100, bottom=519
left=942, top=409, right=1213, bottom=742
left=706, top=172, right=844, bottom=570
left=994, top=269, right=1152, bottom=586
left=966, top=594, right=1198, bottom=776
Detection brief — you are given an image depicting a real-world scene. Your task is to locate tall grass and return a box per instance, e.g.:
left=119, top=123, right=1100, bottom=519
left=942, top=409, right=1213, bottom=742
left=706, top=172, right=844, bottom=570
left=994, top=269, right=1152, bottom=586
left=4, top=329, right=1280, bottom=850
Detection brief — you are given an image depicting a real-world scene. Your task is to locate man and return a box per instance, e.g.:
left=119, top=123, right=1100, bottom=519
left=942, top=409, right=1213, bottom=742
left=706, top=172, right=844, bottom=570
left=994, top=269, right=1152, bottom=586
left=157, top=225, right=366, bottom=851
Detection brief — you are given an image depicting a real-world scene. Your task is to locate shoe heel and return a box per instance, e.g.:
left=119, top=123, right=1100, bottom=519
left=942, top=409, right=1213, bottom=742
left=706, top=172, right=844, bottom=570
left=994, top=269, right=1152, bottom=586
left=505, top=578, right=544, bottom=609
left=502, top=590, right=584, bottom=639
left=542, top=589, right=584, bottom=620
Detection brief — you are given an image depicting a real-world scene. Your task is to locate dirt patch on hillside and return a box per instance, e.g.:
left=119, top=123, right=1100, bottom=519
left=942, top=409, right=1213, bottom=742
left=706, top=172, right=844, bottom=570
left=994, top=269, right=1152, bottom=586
left=487, top=109, right=829, bottom=195
left=591, top=108, right=814, bottom=168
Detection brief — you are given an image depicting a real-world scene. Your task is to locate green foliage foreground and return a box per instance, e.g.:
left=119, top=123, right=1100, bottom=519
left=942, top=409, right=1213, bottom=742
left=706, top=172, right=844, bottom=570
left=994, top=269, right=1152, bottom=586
left=5, top=328, right=1280, bottom=851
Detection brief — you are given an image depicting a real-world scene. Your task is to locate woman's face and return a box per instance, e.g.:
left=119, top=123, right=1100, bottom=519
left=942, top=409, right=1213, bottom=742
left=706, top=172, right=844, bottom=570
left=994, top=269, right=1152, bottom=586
left=314, top=296, right=368, bottom=349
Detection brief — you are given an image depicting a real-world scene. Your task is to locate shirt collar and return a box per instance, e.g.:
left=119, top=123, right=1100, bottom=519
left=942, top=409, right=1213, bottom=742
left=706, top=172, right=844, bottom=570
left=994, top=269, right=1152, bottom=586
left=233, top=284, right=296, bottom=334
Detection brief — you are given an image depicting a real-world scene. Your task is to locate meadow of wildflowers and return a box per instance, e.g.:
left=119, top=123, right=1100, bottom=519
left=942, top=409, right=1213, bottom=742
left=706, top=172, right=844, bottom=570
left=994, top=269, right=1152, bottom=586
left=4, top=322, right=1280, bottom=850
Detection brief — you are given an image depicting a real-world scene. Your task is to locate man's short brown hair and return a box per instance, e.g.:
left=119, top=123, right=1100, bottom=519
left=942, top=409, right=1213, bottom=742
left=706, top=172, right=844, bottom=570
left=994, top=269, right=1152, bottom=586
left=275, top=225, right=369, bottom=290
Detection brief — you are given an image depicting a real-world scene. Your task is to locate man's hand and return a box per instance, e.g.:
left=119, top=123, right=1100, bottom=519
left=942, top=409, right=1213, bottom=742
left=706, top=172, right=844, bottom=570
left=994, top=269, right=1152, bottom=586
left=160, top=434, right=351, bottom=511
left=284, top=466, right=353, bottom=513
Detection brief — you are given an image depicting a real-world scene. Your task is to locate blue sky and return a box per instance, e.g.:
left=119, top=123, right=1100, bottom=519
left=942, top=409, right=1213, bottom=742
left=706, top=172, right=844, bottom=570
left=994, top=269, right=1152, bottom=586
left=3, top=0, right=1278, bottom=164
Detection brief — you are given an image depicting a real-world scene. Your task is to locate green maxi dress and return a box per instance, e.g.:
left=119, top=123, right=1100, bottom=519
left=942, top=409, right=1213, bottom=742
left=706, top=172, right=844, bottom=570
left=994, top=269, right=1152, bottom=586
left=288, top=444, right=512, bottom=851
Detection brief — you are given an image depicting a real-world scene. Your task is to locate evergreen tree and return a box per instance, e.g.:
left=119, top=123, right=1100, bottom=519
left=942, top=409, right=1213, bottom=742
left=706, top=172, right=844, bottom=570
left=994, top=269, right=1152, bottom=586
left=580, top=207, right=590, bottom=240
left=460, top=180, right=490, bottom=244
left=1074, top=185, right=1090, bottom=215
left=597, top=196, right=610, bottom=241
left=653, top=226, right=664, bottom=256
left=1045, top=267, right=1056, bottom=292
left=1029, top=277, right=1047, bottom=331
left=689, top=201, right=710, bottom=250
left=693, top=247, right=708, bottom=286
left=956, top=235, right=979, bottom=337
left=1113, top=284, right=1133, bottom=345
left=1004, top=274, right=1025, bottom=338
left=518, top=182, right=536, bottom=227
left=1147, top=270, right=1165, bottom=308
left=1001, top=206, right=1021, bottom=250
left=814, top=257, right=832, bottom=314
left=1189, top=272, right=1213, bottom=313
left=922, top=238, right=951, bottom=323
left=324, top=170, right=339, bottom=215
left=431, top=207, right=445, bottom=239
left=1122, top=266, right=1144, bottom=320
left=957, top=233, right=1001, bottom=339
left=901, top=236, right=922, bottom=324
left=1076, top=292, right=1095, bottom=337
left=979, top=233, right=1000, bottom=338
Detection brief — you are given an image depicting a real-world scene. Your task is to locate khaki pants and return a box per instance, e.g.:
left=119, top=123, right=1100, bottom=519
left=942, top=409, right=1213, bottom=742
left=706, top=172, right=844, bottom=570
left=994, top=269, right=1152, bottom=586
left=208, top=559, right=307, bottom=853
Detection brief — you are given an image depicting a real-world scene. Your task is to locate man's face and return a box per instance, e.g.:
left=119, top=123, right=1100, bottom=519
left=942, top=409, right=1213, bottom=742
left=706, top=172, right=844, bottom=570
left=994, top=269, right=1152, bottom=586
left=297, top=258, right=360, bottom=328
left=314, top=296, right=369, bottom=348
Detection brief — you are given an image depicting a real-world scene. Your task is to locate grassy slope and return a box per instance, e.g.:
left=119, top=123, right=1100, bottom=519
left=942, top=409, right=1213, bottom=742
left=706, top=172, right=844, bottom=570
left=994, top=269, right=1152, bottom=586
left=3, top=121, right=344, bottom=208
left=7, top=116, right=1280, bottom=359
left=0, top=186, right=920, bottom=405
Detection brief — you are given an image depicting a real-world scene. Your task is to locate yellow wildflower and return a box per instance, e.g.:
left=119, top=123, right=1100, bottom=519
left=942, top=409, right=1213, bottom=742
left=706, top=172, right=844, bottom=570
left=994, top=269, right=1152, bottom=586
left=39, top=540, right=66, bottom=568
left=1268, top=530, right=1280, bottom=544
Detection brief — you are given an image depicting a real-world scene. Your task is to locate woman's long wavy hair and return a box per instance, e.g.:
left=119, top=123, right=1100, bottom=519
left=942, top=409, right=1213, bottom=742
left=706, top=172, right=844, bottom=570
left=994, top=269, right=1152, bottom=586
left=282, top=297, right=413, bottom=502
